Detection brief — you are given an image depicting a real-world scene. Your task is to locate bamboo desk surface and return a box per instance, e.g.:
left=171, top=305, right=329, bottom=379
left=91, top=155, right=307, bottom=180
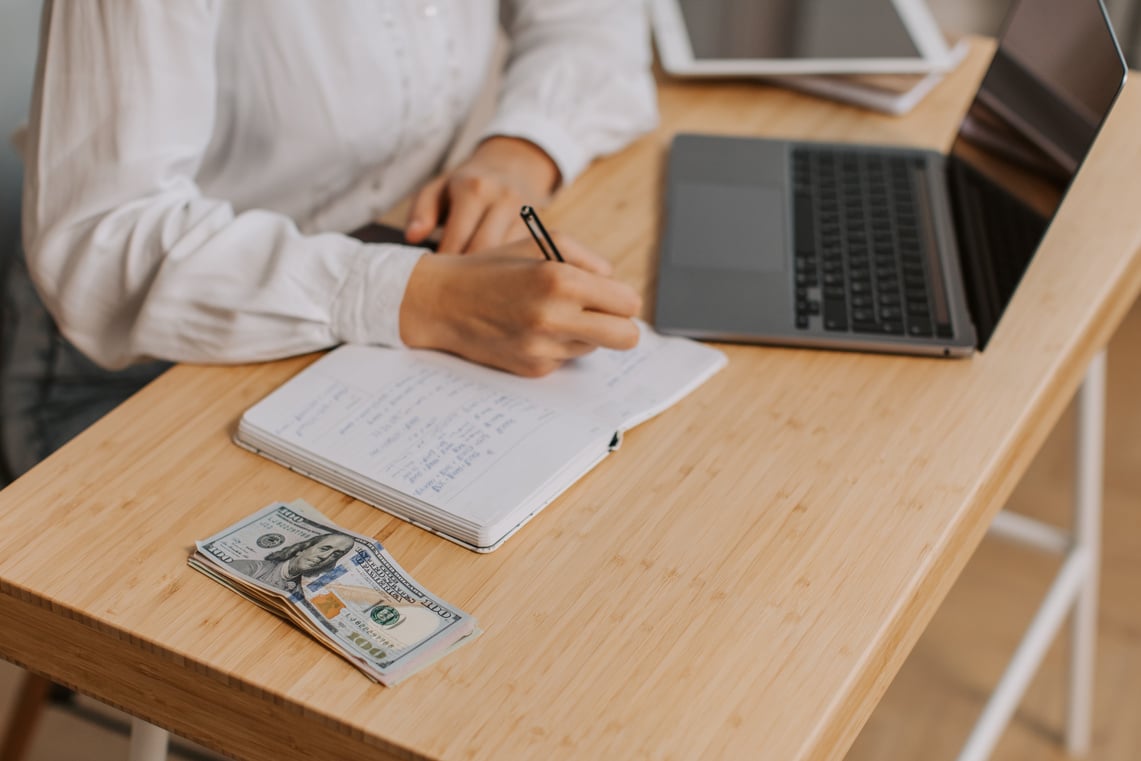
left=2, top=41, right=1140, bottom=761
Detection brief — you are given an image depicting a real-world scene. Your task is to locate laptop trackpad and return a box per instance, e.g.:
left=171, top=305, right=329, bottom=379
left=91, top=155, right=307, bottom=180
left=670, top=182, right=787, bottom=272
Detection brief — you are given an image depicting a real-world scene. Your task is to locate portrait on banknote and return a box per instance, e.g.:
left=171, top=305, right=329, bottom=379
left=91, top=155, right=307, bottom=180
left=228, top=532, right=354, bottom=593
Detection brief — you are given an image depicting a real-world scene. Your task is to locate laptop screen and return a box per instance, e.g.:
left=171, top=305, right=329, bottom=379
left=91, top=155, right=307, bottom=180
left=946, top=0, right=1126, bottom=349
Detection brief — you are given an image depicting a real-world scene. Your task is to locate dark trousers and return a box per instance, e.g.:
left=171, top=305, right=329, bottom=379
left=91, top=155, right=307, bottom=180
left=0, top=248, right=169, bottom=483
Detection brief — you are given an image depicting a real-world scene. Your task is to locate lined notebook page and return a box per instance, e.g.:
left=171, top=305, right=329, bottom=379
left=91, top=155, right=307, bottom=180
left=242, top=350, right=607, bottom=524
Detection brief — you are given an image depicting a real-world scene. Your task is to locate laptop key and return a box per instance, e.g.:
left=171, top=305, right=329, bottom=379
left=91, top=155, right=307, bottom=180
left=908, top=320, right=934, bottom=337
left=853, top=321, right=889, bottom=334
left=823, top=300, right=848, bottom=331
left=882, top=321, right=905, bottom=335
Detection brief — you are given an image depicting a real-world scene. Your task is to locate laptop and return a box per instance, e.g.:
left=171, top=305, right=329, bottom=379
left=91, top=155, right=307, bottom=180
left=653, top=0, right=1128, bottom=357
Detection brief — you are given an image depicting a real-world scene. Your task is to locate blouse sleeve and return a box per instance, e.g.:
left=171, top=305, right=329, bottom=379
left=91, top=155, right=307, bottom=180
left=21, top=0, right=425, bottom=370
left=488, top=0, right=659, bottom=186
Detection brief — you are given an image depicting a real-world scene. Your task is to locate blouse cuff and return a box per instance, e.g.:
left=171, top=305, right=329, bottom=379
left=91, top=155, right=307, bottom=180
left=480, top=110, right=591, bottom=187
left=332, top=244, right=427, bottom=348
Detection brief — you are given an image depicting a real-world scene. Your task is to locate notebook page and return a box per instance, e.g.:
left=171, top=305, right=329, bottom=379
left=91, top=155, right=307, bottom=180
left=241, top=346, right=610, bottom=527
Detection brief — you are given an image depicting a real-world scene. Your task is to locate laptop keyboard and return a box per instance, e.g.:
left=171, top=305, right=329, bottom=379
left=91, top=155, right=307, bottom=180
left=792, top=148, right=953, bottom=339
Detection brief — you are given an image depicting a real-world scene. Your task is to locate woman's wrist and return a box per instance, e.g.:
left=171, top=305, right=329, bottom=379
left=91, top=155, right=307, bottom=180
left=398, top=254, right=455, bottom=351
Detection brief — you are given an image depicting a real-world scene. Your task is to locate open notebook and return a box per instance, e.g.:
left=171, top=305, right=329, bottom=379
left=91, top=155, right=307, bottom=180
left=236, top=323, right=727, bottom=552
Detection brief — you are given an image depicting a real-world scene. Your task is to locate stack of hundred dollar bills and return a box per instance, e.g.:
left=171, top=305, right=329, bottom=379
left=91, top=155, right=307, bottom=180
left=190, top=499, right=478, bottom=685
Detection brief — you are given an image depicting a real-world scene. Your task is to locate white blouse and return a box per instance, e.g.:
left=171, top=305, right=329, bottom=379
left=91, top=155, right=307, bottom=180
left=19, top=0, right=657, bottom=369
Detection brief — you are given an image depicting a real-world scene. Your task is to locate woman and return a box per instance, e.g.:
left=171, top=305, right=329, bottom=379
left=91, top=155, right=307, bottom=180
left=1, top=0, right=657, bottom=479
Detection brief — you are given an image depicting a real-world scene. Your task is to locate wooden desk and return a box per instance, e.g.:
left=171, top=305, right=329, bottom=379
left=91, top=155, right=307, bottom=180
left=1, top=41, right=1140, bottom=761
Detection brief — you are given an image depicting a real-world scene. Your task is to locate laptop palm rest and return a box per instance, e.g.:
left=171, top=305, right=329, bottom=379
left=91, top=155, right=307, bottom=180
left=668, top=182, right=787, bottom=272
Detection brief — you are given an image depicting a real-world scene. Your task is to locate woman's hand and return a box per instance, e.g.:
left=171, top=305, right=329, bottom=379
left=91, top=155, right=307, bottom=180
left=405, top=136, right=560, bottom=254
left=399, top=235, right=642, bottom=377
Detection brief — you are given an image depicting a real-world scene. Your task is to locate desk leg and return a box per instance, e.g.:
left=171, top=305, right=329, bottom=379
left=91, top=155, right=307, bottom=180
left=128, top=719, right=169, bottom=761
left=958, top=349, right=1106, bottom=761
left=1067, top=349, right=1105, bottom=756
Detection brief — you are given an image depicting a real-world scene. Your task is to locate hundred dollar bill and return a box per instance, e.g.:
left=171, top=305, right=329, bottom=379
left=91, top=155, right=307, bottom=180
left=190, top=499, right=477, bottom=685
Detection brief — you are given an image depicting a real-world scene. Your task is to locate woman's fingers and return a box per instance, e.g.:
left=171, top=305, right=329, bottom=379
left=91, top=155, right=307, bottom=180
left=556, top=308, right=641, bottom=351
left=435, top=192, right=486, bottom=253
left=405, top=176, right=447, bottom=244
left=554, top=264, right=642, bottom=318
left=472, top=233, right=617, bottom=275
left=544, top=233, right=612, bottom=275
left=464, top=201, right=523, bottom=254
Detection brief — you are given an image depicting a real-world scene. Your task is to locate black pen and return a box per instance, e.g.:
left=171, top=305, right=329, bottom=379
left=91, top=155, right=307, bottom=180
left=520, top=205, right=565, bottom=263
